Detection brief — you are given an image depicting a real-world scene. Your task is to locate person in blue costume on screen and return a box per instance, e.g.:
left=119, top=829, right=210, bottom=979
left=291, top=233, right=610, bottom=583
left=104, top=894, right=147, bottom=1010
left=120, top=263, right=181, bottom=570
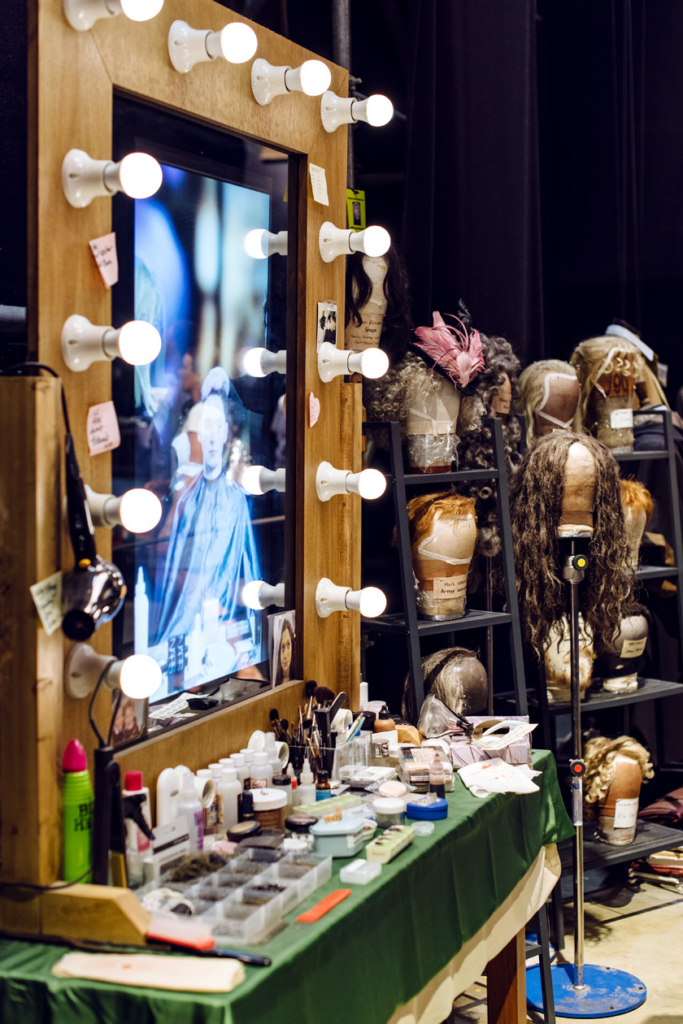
left=152, top=366, right=260, bottom=675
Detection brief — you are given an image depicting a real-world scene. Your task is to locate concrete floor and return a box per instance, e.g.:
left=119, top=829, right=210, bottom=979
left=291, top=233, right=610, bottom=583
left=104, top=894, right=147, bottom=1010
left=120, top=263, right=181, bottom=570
left=447, top=878, right=683, bottom=1023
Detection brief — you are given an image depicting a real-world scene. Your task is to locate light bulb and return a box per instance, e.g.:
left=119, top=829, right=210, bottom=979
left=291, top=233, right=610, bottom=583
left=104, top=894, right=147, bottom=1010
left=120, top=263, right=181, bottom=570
left=358, top=348, right=389, bottom=379
left=240, top=347, right=286, bottom=377
left=242, top=465, right=265, bottom=495
left=117, top=320, right=162, bottom=365
left=363, top=94, right=394, bottom=126
left=118, top=152, right=163, bottom=199
left=242, top=580, right=285, bottom=610
left=357, top=587, right=387, bottom=618
left=242, top=465, right=286, bottom=495
left=321, top=91, right=395, bottom=133
left=319, top=221, right=391, bottom=262
left=118, top=489, right=162, bottom=533
left=242, top=348, right=267, bottom=377
left=356, top=225, right=391, bottom=258
left=245, top=229, right=268, bottom=259
left=119, top=655, right=162, bottom=699
left=298, top=59, right=331, bottom=96
left=356, top=469, right=387, bottom=500
left=220, top=22, right=257, bottom=63
left=315, top=577, right=387, bottom=618
left=120, top=0, right=164, bottom=21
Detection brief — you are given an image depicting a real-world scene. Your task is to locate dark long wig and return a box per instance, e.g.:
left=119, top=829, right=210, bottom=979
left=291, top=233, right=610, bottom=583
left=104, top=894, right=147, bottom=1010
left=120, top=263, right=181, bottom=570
left=345, top=244, right=413, bottom=365
left=509, top=432, right=632, bottom=658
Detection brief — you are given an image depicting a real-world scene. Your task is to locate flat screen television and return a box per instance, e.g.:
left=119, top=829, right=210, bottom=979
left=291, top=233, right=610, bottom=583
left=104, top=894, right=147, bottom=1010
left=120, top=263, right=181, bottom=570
left=111, top=96, right=292, bottom=711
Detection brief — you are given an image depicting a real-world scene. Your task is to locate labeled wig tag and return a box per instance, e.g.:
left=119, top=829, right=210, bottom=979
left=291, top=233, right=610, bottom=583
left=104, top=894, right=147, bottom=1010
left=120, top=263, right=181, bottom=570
left=433, top=576, right=467, bottom=600
left=87, top=401, right=121, bottom=456
left=30, top=571, right=63, bottom=635
left=613, top=797, right=639, bottom=828
left=610, top=407, right=634, bottom=430
left=308, top=392, right=321, bottom=428
left=621, top=637, right=647, bottom=659
left=88, top=232, right=119, bottom=288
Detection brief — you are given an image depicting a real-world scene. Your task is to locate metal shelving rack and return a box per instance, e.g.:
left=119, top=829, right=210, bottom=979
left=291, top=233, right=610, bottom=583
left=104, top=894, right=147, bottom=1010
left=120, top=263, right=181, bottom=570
left=362, top=417, right=527, bottom=717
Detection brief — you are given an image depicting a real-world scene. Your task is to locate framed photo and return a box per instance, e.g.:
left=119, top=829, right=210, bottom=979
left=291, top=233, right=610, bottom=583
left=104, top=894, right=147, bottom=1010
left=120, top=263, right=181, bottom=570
left=317, top=301, right=338, bottom=351
left=111, top=695, right=147, bottom=748
left=270, top=610, right=296, bottom=687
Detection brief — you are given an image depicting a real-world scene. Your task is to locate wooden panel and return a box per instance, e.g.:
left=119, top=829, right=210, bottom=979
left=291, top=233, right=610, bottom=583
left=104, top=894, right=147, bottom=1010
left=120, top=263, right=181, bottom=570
left=42, top=885, right=150, bottom=945
left=486, top=931, right=526, bottom=1024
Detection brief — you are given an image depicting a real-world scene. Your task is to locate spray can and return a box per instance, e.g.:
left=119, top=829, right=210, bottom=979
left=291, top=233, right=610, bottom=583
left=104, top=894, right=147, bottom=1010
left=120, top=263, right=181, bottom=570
left=62, top=739, right=94, bottom=882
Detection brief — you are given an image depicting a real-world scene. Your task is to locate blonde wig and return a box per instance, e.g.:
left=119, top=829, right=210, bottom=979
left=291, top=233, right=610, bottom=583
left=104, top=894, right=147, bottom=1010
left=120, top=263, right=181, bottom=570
left=403, top=491, right=477, bottom=548
left=583, top=736, right=654, bottom=808
left=620, top=478, right=653, bottom=524
left=515, top=360, right=579, bottom=448
left=570, top=336, right=644, bottom=433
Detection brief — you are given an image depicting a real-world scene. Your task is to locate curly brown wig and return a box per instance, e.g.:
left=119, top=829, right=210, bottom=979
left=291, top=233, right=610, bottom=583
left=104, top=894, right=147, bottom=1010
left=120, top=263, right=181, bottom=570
left=509, top=432, right=633, bottom=658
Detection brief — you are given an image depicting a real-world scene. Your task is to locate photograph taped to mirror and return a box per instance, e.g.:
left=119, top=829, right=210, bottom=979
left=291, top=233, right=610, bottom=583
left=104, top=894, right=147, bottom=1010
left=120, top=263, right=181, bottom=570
left=112, top=157, right=288, bottom=702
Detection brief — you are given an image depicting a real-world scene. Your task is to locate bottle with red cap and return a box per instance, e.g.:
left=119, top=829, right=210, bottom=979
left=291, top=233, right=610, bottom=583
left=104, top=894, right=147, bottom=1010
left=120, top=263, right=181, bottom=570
left=122, top=770, right=151, bottom=887
left=62, top=739, right=94, bottom=883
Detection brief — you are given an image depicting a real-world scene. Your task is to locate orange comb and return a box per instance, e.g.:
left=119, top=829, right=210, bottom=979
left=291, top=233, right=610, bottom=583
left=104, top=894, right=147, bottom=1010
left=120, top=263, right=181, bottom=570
left=296, top=889, right=352, bottom=923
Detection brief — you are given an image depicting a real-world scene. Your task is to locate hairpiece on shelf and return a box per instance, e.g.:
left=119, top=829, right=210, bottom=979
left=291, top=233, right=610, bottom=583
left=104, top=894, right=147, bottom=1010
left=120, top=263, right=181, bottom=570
left=401, top=646, right=488, bottom=725
left=515, top=359, right=580, bottom=448
left=411, top=303, right=484, bottom=391
left=620, top=478, right=653, bottom=571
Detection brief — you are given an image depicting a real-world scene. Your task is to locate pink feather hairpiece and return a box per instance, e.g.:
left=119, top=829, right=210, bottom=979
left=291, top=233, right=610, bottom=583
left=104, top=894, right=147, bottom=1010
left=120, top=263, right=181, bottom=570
left=413, top=311, right=485, bottom=388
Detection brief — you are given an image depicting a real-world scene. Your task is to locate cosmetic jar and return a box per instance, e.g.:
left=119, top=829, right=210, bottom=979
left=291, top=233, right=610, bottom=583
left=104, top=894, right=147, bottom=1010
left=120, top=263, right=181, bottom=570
left=285, top=813, right=318, bottom=834
left=227, top=821, right=261, bottom=843
left=373, top=797, right=406, bottom=829
left=405, top=795, right=448, bottom=820
left=252, top=788, right=287, bottom=830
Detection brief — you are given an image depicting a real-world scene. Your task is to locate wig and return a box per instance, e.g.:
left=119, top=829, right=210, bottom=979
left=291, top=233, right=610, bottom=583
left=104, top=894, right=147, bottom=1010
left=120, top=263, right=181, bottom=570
left=401, top=646, right=488, bottom=725
left=620, top=478, right=654, bottom=570
left=569, top=337, right=641, bottom=434
left=515, top=360, right=579, bottom=448
left=583, top=736, right=654, bottom=808
left=403, top=491, right=477, bottom=548
left=346, top=244, right=413, bottom=366
left=509, top=432, right=632, bottom=658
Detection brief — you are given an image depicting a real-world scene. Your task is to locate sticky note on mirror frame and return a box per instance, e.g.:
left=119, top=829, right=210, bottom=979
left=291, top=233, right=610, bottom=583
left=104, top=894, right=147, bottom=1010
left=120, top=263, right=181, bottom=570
left=309, top=164, right=329, bottom=206
left=30, top=571, right=63, bottom=636
left=87, top=400, right=121, bottom=456
left=88, top=232, right=119, bottom=289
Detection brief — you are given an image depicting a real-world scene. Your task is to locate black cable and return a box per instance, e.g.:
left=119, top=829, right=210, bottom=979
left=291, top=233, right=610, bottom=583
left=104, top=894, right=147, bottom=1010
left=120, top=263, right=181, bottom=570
left=89, top=659, right=117, bottom=748
left=0, top=361, right=72, bottom=435
left=107, top=687, right=123, bottom=747
left=0, top=866, right=93, bottom=892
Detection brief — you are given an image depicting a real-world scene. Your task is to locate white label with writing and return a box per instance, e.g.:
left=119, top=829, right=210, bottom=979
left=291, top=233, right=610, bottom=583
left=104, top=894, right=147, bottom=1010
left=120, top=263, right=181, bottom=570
left=309, top=163, right=329, bottom=205
left=621, top=637, right=647, bottom=658
left=610, top=407, right=634, bottom=429
left=613, top=797, right=639, bottom=828
left=658, top=362, right=668, bottom=386
left=571, top=778, right=583, bottom=826
left=30, top=571, right=63, bottom=636
left=433, top=575, right=468, bottom=600
left=88, top=232, right=119, bottom=288
left=87, top=400, right=121, bottom=456
left=345, top=313, right=385, bottom=351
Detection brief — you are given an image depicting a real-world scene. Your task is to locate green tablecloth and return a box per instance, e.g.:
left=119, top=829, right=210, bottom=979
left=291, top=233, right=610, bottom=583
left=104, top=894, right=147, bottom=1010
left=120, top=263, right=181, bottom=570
left=0, top=750, right=573, bottom=1024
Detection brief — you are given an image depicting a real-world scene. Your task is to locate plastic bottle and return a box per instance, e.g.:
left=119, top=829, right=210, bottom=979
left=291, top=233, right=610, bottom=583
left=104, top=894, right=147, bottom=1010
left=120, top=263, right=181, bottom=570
left=177, top=772, right=204, bottom=853
left=156, top=767, right=180, bottom=827
left=231, top=753, right=250, bottom=789
left=316, top=769, right=332, bottom=801
left=209, top=763, right=225, bottom=832
left=122, top=770, right=152, bottom=887
left=62, top=739, right=94, bottom=883
left=264, top=732, right=282, bottom=774
left=217, top=767, right=241, bottom=833
left=297, top=759, right=317, bottom=805
left=250, top=751, right=273, bottom=790
left=240, top=750, right=255, bottom=789
left=197, top=768, right=219, bottom=835
left=272, top=772, right=293, bottom=816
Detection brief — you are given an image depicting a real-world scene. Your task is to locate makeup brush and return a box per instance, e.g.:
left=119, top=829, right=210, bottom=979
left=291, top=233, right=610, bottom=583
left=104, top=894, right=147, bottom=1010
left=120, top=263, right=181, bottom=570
left=314, top=685, right=336, bottom=708
left=280, top=719, right=291, bottom=744
left=304, top=680, right=317, bottom=720
left=269, top=708, right=283, bottom=740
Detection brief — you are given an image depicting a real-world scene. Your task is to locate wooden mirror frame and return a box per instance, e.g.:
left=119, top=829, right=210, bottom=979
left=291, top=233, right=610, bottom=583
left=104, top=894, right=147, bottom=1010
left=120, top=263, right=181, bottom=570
left=0, top=0, right=361, bottom=940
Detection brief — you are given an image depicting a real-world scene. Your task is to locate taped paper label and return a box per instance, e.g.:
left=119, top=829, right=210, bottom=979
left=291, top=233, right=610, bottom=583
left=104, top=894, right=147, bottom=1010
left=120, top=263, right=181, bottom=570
left=621, top=637, right=647, bottom=658
left=309, top=163, right=329, bottom=206
left=345, top=313, right=385, bottom=351
left=433, top=576, right=468, bottom=600
left=597, top=370, right=635, bottom=398
left=610, top=407, right=634, bottom=429
left=658, top=362, right=668, bottom=386
left=88, top=232, right=119, bottom=289
left=87, top=400, right=121, bottom=456
left=571, top=778, right=583, bottom=827
left=30, top=571, right=63, bottom=636
left=613, top=797, right=639, bottom=828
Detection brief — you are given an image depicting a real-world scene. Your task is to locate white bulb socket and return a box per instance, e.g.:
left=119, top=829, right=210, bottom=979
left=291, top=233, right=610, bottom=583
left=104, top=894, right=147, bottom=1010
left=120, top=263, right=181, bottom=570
left=85, top=485, right=162, bottom=533
left=315, top=462, right=387, bottom=502
left=62, top=315, right=161, bottom=372
left=244, top=229, right=288, bottom=259
left=241, top=347, right=287, bottom=378
left=242, top=580, right=285, bottom=610
left=168, top=20, right=257, bottom=74
left=64, top=0, right=163, bottom=32
left=321, top=91, right=394, bottom=133
left=242, top=465, right=286, bottom=495
left=252, top=58, right=331, bottom=105
left=315, top=578, right=387, bottom=619
left=317, top=341, right=389, bottom=383
left=62, top=149, right=162, bottom=208
left=318, top=221, right=391, bottom=263
left=65, top=643, right=162, bottom=700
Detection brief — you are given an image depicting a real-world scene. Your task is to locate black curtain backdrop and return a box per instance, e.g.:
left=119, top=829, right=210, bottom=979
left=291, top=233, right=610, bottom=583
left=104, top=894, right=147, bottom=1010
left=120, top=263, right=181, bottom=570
left=401, top=0, right=544, bottom=364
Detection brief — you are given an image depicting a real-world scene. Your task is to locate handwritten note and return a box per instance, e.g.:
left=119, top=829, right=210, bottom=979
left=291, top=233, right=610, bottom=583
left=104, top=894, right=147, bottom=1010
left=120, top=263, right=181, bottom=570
left=30, top=571, right=63, bottom=636
left=309, top=163, right=329, bottom=206
left=89, top=232, right=119, bottom=289
left=87, top=400, right=121, bottom=456
left=433, top=575, right=468, bottom=600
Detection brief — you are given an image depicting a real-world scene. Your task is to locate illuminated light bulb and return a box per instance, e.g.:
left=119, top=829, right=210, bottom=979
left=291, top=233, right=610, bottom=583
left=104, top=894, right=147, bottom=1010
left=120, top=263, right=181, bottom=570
left=168, top=19, right=257, bottom=73
left=61, top=315, right=161, bottom=372
left=244, top=228, right=288, bottom=259
left=242, top=465, right=286, bottom=495
left=318, top=220, right=391, bottom=263
left=242, top=580, right=285, bottom=610
left=119, top=655, right=162, bottom=699
left=241, top=347, right=287, bottom=378
left=252, top=58, right=331, bottom=105
left=65, top=643, right=162, bottom=700
left=85, top=485, right=162, bottom=533
left=321, top=90, right=394, bottom=133
left=315, top=578, right=387, bottom=619
left=317, top=341, right=389, bottom=383
left=62, top=149, right=163, bottom=208
left=316, top=462, right=387, bottom=502
left=64, top=0, right=164, bottom=32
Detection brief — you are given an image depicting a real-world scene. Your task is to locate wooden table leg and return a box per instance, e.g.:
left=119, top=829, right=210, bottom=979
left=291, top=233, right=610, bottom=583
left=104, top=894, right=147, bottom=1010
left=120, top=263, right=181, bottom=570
left=487, top=929, right=526, bottom=1024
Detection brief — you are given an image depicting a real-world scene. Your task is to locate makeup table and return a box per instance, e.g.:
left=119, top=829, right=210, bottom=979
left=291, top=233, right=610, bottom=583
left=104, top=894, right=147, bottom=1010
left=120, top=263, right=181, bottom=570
left=0, top=750, right=573, bottom=1024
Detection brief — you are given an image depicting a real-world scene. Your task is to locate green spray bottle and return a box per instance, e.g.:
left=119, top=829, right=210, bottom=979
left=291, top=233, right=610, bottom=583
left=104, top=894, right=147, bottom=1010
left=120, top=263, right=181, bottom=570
left=62, top=739, right=94, bottom=882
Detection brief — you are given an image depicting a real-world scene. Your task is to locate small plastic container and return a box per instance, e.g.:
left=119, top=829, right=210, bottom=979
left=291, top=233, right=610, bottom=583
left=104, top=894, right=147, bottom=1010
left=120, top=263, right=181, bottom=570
left=251, top=788, right=287, bottom=830
left=339, top=858, right=383, bottom=885
left=373, top=797, right=406, bottom=829
left=310, top=817, right=365, bottom=857
left=212, top=893, right=281, bottom=943
left=405, top=795, right=448, bottom=820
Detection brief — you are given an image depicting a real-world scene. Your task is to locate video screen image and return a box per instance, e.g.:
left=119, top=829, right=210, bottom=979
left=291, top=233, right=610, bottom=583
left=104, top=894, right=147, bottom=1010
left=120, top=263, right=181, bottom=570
left=119, top=162, right=286, bottom=701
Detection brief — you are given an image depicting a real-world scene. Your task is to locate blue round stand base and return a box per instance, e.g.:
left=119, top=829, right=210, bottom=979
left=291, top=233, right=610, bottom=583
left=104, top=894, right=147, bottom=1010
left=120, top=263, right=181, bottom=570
left=527, top=963, right=647, bottom=1018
